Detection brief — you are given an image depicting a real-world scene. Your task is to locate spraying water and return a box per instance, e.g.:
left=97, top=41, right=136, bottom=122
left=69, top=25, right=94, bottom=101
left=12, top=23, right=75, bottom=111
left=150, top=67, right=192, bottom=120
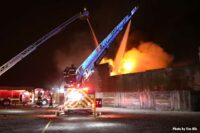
left=113, top=21, right=131, bottom=74
left=100, top=20, right=173, bottom=75
left=87, top=19, right=99, bottom=47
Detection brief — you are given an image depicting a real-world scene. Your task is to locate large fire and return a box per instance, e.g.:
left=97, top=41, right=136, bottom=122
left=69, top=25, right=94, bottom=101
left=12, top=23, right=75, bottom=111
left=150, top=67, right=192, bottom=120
left=100, top=22, right=173, bottom=76
left=101, top=42, right=173, bottom=76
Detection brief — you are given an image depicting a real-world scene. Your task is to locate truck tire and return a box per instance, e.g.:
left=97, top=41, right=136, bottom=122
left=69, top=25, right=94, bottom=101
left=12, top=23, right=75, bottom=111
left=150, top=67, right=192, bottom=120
left=3, top=99, right=11, bottom=106
left=42, top=99, right=48, bottom=106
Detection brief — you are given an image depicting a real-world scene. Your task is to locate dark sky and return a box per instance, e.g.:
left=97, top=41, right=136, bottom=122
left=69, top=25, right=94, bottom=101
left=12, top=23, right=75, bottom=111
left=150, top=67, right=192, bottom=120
left=0, top=0, right=199, bottom=88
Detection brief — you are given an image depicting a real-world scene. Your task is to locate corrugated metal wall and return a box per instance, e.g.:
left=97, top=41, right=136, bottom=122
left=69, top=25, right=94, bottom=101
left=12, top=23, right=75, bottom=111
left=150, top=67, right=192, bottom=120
left=96, top=64, right=200, bottom=111
left=96, top=90, right=192, bottom=111
left=98, top=64, right=200, bottom=91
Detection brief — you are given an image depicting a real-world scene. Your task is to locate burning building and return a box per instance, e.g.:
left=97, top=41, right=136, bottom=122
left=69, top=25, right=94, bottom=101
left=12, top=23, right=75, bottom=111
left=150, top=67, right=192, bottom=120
left=96, top=63, right=200, bottom=111
left=95, top=22, right=200, bottom=111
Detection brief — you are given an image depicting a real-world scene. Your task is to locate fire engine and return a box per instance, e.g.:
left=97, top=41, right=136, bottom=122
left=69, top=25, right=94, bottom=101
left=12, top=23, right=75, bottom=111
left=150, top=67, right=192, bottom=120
left=58, top=6, right=139, bottom=115
left=0, top=89, right=31, bottom=106
left=34, top=88, right=53, bottom=106
left=0, top=6, right=138, bottom=114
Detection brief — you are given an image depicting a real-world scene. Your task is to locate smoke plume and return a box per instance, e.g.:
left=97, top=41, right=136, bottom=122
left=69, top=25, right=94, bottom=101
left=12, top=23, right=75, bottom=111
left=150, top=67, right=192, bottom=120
left=53, top=32, right=93, bottom=73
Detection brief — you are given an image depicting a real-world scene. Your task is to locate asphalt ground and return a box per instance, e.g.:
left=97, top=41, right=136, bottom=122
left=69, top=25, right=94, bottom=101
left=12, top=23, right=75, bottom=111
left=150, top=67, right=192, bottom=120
left=0, top=106, right=200, bottom=133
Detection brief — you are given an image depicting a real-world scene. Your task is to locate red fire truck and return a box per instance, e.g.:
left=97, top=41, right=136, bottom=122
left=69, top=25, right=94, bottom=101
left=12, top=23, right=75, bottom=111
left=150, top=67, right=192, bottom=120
left=0, top=90, right=31, bottom=106
left=56, top=6, right=138, bottom=116
left=34, top=88, right=53, bottom=106
left=59, top=7, right=138, bottom=115
left=0, top=88, right=53, bottom=106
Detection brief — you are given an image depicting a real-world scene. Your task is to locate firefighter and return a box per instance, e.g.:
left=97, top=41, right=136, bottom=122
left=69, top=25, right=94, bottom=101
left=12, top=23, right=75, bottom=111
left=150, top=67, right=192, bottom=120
left=69, top=64, right=77, bottom=83
left=64, top=64, right=77, bottom=86
left=37, top=91, right=42, bottom=107
left=64, top=64, right=76, bottom=76
left=49, top=93, right=53, bottom=108
left=63, top=67, right=69, bottom=78
left=70, top=64, right=76, bottom=70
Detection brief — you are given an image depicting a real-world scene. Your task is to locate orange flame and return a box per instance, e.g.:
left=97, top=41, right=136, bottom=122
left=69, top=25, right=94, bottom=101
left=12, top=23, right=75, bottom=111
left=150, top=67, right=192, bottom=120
left=100, top=18, right=173, bottom=75
left=100, top=42, right=173, bottom=75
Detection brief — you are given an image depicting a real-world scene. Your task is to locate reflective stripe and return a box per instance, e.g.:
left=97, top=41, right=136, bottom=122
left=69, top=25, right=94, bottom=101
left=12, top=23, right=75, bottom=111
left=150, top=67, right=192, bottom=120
left=65, top=88, right=94, bottom=109
left=69, top=101, right=77, bottom=107
left=79, top=89, right=93, bottom=102
left=71, top=101, right=79, bottom=108
left=80, top=100, right=87, bottom=108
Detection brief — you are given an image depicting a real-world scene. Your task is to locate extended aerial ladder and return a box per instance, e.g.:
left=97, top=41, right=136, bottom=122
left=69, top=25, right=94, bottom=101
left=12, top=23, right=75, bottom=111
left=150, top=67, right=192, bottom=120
left=61, top=6, right=138, bottom=116
left=0, top=9, right=89, bottom=77
left=64, top=6, right=139, bottom=86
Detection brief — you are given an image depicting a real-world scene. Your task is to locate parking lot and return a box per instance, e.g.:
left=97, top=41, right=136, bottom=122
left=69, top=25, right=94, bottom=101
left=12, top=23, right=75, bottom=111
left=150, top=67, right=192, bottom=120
left=0, top=105, right=200, bottom=133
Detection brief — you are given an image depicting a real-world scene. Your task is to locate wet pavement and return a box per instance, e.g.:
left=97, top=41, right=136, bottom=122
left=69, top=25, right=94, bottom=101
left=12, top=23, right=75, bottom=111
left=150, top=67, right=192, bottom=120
left=0, top=106, right=200, bottom=133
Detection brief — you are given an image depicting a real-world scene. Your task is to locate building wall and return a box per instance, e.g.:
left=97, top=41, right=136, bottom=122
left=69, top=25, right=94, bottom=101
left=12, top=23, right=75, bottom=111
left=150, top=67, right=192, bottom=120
left=96, top=64, right=200, bottom=111
left=97, top=64, right=200, bottom=91
left=96, top=90, right=195, bottom=111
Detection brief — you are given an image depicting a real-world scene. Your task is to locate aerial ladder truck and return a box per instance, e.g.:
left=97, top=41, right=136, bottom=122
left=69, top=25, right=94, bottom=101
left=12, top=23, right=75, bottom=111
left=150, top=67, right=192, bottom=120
left=60, top=6, right=138, bottom=115
left=0, top=9, right=89, bottom=106
left=0, top=9, right=89, bottom=77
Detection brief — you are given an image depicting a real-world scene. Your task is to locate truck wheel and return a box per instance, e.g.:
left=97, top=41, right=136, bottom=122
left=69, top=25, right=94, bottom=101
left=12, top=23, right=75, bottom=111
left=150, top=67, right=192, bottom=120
left=42, top=99, right=48, bottom=106
left=3, top=99, right=11, bottom=106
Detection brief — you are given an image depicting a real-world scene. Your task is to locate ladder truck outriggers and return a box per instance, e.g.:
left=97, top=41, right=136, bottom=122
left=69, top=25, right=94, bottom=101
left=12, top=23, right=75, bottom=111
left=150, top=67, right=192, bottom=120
left=59, top=6, right=138, bottom=116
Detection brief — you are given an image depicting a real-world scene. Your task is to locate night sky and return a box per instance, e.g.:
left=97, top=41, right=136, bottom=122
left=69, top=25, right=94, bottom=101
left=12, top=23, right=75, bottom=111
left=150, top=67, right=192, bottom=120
left=0, top=0, right=199, bottom=89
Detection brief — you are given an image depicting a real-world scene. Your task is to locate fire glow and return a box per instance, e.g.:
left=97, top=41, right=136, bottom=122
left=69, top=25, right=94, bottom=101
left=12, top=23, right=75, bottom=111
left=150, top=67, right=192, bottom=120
left=100, top=22, right=173, bottom=76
